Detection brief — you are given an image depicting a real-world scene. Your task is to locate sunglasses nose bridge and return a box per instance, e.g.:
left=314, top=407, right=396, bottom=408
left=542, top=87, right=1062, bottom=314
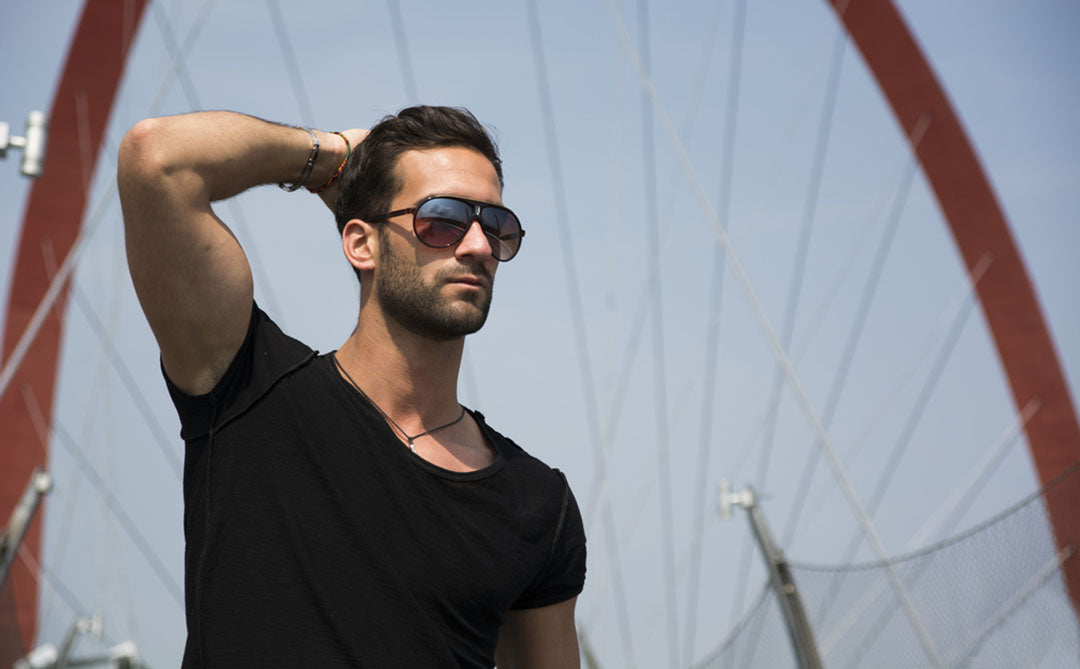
left=451, top=202, right=486, bottom=239
left=456, top=216, right=495, bottom=259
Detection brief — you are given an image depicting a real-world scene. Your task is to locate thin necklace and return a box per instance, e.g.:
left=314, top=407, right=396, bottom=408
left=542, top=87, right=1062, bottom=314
left=333, top=353, right=466, bottom=452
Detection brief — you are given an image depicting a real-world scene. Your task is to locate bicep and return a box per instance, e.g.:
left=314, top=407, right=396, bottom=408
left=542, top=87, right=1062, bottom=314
left=119, top=121, right=253, bottom=395
left=495, top=597, right=579, bottom=669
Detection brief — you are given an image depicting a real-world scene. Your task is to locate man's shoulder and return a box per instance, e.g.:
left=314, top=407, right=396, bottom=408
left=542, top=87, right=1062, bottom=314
left=475, top=411, right=570, bottom=490
left=474, top=415, right=587, bottom=610
left=247, top=303, right=316, bottom=363
left=166, top=303, right=317, bottom=440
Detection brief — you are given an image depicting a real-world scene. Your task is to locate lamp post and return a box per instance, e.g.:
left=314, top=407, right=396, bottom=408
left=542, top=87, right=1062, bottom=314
left=0, top=111, right=48, bottom=178
left=719, top=482, right=823, bottom=669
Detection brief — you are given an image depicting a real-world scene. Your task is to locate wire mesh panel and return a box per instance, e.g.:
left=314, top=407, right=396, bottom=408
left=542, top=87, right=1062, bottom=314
left=960, top=574, right=1080, bottom=668
left=694, top=582, right=797, bottom=669
left=789, top=465, right=1080, bottom=668
left=695, top=466, right=1080, bottom=668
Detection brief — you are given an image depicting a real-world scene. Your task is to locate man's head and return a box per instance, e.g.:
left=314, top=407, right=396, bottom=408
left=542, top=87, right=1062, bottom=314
left=336, top=106, right=510, bottom=340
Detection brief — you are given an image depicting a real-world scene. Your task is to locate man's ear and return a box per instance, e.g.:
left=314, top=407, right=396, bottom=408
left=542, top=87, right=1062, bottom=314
left=342, top=218, right=378, bottom=273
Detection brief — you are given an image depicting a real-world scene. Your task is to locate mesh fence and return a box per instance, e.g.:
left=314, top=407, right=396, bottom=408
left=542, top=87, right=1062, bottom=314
left=695, top=465, right=1080, bottom=668
left=693, top=581, right=794, bottom=668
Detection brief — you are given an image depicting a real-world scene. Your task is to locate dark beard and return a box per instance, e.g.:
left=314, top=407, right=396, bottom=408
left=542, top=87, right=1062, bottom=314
left=375, top=231, right=494, bottom=341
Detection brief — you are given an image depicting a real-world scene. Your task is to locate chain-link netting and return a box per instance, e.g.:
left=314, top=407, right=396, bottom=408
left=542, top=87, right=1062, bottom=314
left=693, top=580, right=794, bottom=668
left=694, top=465, right=1080, bottom=668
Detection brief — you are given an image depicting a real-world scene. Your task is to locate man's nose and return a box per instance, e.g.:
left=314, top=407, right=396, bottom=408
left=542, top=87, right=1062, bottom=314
left=455, top=219, right=494, bottom=260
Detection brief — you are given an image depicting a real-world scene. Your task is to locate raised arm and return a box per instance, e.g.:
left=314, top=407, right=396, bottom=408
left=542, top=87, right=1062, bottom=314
left=117, top=112, right=353, bottom=395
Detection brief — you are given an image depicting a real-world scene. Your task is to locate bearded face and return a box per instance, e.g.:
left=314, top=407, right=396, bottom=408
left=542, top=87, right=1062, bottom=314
left=374, top=225, right=494, bottom=341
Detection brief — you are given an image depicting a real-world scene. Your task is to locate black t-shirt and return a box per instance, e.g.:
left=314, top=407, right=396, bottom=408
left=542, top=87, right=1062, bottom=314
left=166, top=305, right=586, bottom=667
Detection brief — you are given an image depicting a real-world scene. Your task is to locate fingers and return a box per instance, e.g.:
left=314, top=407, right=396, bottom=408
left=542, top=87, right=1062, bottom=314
left=312, top=129, right=366, bottom=212
left=341, top=128, right=369, bottom=149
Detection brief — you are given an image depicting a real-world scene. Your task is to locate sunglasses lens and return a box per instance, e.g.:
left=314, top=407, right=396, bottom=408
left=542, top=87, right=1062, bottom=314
left=480, top=207, right=523, bottom=261
left=411, top=197, right=524, bottom=261
left=414, top=198, right=472, bottom=248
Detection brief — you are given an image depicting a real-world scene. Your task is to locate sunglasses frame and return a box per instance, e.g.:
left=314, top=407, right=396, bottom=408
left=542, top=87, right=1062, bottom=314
left=373, top=195, right=525, bottom=262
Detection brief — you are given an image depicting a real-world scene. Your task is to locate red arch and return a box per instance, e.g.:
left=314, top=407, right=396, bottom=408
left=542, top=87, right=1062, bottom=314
left=0, top=0, right=147, bottom=661
left=830, top=0, right=1080, bottom=614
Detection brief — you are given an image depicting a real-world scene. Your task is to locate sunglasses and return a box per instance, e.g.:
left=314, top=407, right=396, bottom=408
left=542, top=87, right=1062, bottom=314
left=373, top=196, right=525, bottom=262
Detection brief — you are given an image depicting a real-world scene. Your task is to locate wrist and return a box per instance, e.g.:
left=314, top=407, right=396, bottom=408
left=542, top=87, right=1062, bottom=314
left=277, top=126, right=319, bottom=192
left=306, top=131, right=351, bottom=194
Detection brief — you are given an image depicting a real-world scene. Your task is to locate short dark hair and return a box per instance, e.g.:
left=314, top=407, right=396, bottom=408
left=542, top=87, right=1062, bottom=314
left=334, top=105, right=503, bottom=238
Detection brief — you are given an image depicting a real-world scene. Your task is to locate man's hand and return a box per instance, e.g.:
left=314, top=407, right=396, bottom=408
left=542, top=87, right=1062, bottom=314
left=315, top=128, right=368, bottom=213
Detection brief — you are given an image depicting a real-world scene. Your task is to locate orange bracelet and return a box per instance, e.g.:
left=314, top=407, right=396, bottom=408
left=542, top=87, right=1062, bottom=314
left=309, top=132, right=351, bottom=193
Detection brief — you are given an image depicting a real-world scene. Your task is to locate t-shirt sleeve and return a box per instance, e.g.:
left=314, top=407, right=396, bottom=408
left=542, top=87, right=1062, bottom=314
left=163, top=302, right=313, bottom=442
left=512, top=471, right=587, bottom=609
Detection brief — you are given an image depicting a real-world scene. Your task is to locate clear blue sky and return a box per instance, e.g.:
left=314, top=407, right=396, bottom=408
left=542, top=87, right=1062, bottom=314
left=2, top=1, right=1078, bottom=666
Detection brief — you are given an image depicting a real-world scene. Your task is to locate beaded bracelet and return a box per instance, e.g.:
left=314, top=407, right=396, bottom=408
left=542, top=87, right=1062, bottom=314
left=309, top=132, right=351, bottom=194
left=278, top=126, right=319, bottom=192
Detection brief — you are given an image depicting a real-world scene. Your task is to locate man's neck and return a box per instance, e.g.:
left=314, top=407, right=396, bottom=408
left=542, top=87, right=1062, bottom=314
left=336, top=308, right=464, bottom=430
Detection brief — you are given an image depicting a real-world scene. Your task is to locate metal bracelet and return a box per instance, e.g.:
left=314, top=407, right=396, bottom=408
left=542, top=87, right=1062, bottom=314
left=278, top=125, right=319, bottom=192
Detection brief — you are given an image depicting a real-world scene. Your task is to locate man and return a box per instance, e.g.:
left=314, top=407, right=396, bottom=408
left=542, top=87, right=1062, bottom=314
left=118, top=106, right=585, bottom=667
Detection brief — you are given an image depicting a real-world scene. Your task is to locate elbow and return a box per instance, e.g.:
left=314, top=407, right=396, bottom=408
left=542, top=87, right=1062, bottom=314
left=118, top=117, right=199, bottom=235
left=118, top=118, right=168, bottom=184
left=118, top=117, right=197, bottom=218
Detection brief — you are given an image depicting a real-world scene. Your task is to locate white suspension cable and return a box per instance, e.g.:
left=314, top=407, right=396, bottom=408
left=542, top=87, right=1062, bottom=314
left=386, top=0, right=419, bottom=105
left=684, top=1, right=745, bottom=661
left=585, top=0, right=845, bottom=544
left=793, top=254, right=993, bottom=542
left=0, top=0, right=218, bottom=410
left=599, top=1, right=942, bottom=664
left=266, top=0, right=315, bottom=126
left=0, top=188, right=111, bottom=403
left=905, top=397, right=1041, bottom=551
left=585, top=0, right=856, bottom=539
left=20, top=385, right=185, bottom=608
left=816, top=397, right=1042, bottom=655
left=778, top=113, right=933, bottom=548
left=634, top=2, right=680, bottom=664
left=17, top=546, right=101, bottom=638
left=524, top=1, right=636, bottom=665
left=40, top=232, right=124, bottom=631
left=146, top=0, right=218, bottom=115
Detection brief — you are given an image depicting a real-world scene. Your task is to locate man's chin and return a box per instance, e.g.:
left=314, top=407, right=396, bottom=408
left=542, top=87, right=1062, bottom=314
left=443, top=286, right=492, bottom=321
left=398, top=303, right=490, bottom=341
left=440, top=306, right=490, bottom=339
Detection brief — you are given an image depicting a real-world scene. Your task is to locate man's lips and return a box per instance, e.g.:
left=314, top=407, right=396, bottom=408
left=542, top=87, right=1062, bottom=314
left=447, top=274, right=487, bottom=288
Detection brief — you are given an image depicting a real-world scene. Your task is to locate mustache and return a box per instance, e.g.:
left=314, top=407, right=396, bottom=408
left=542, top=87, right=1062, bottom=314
left=436, top=261, right=492, bottom=282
